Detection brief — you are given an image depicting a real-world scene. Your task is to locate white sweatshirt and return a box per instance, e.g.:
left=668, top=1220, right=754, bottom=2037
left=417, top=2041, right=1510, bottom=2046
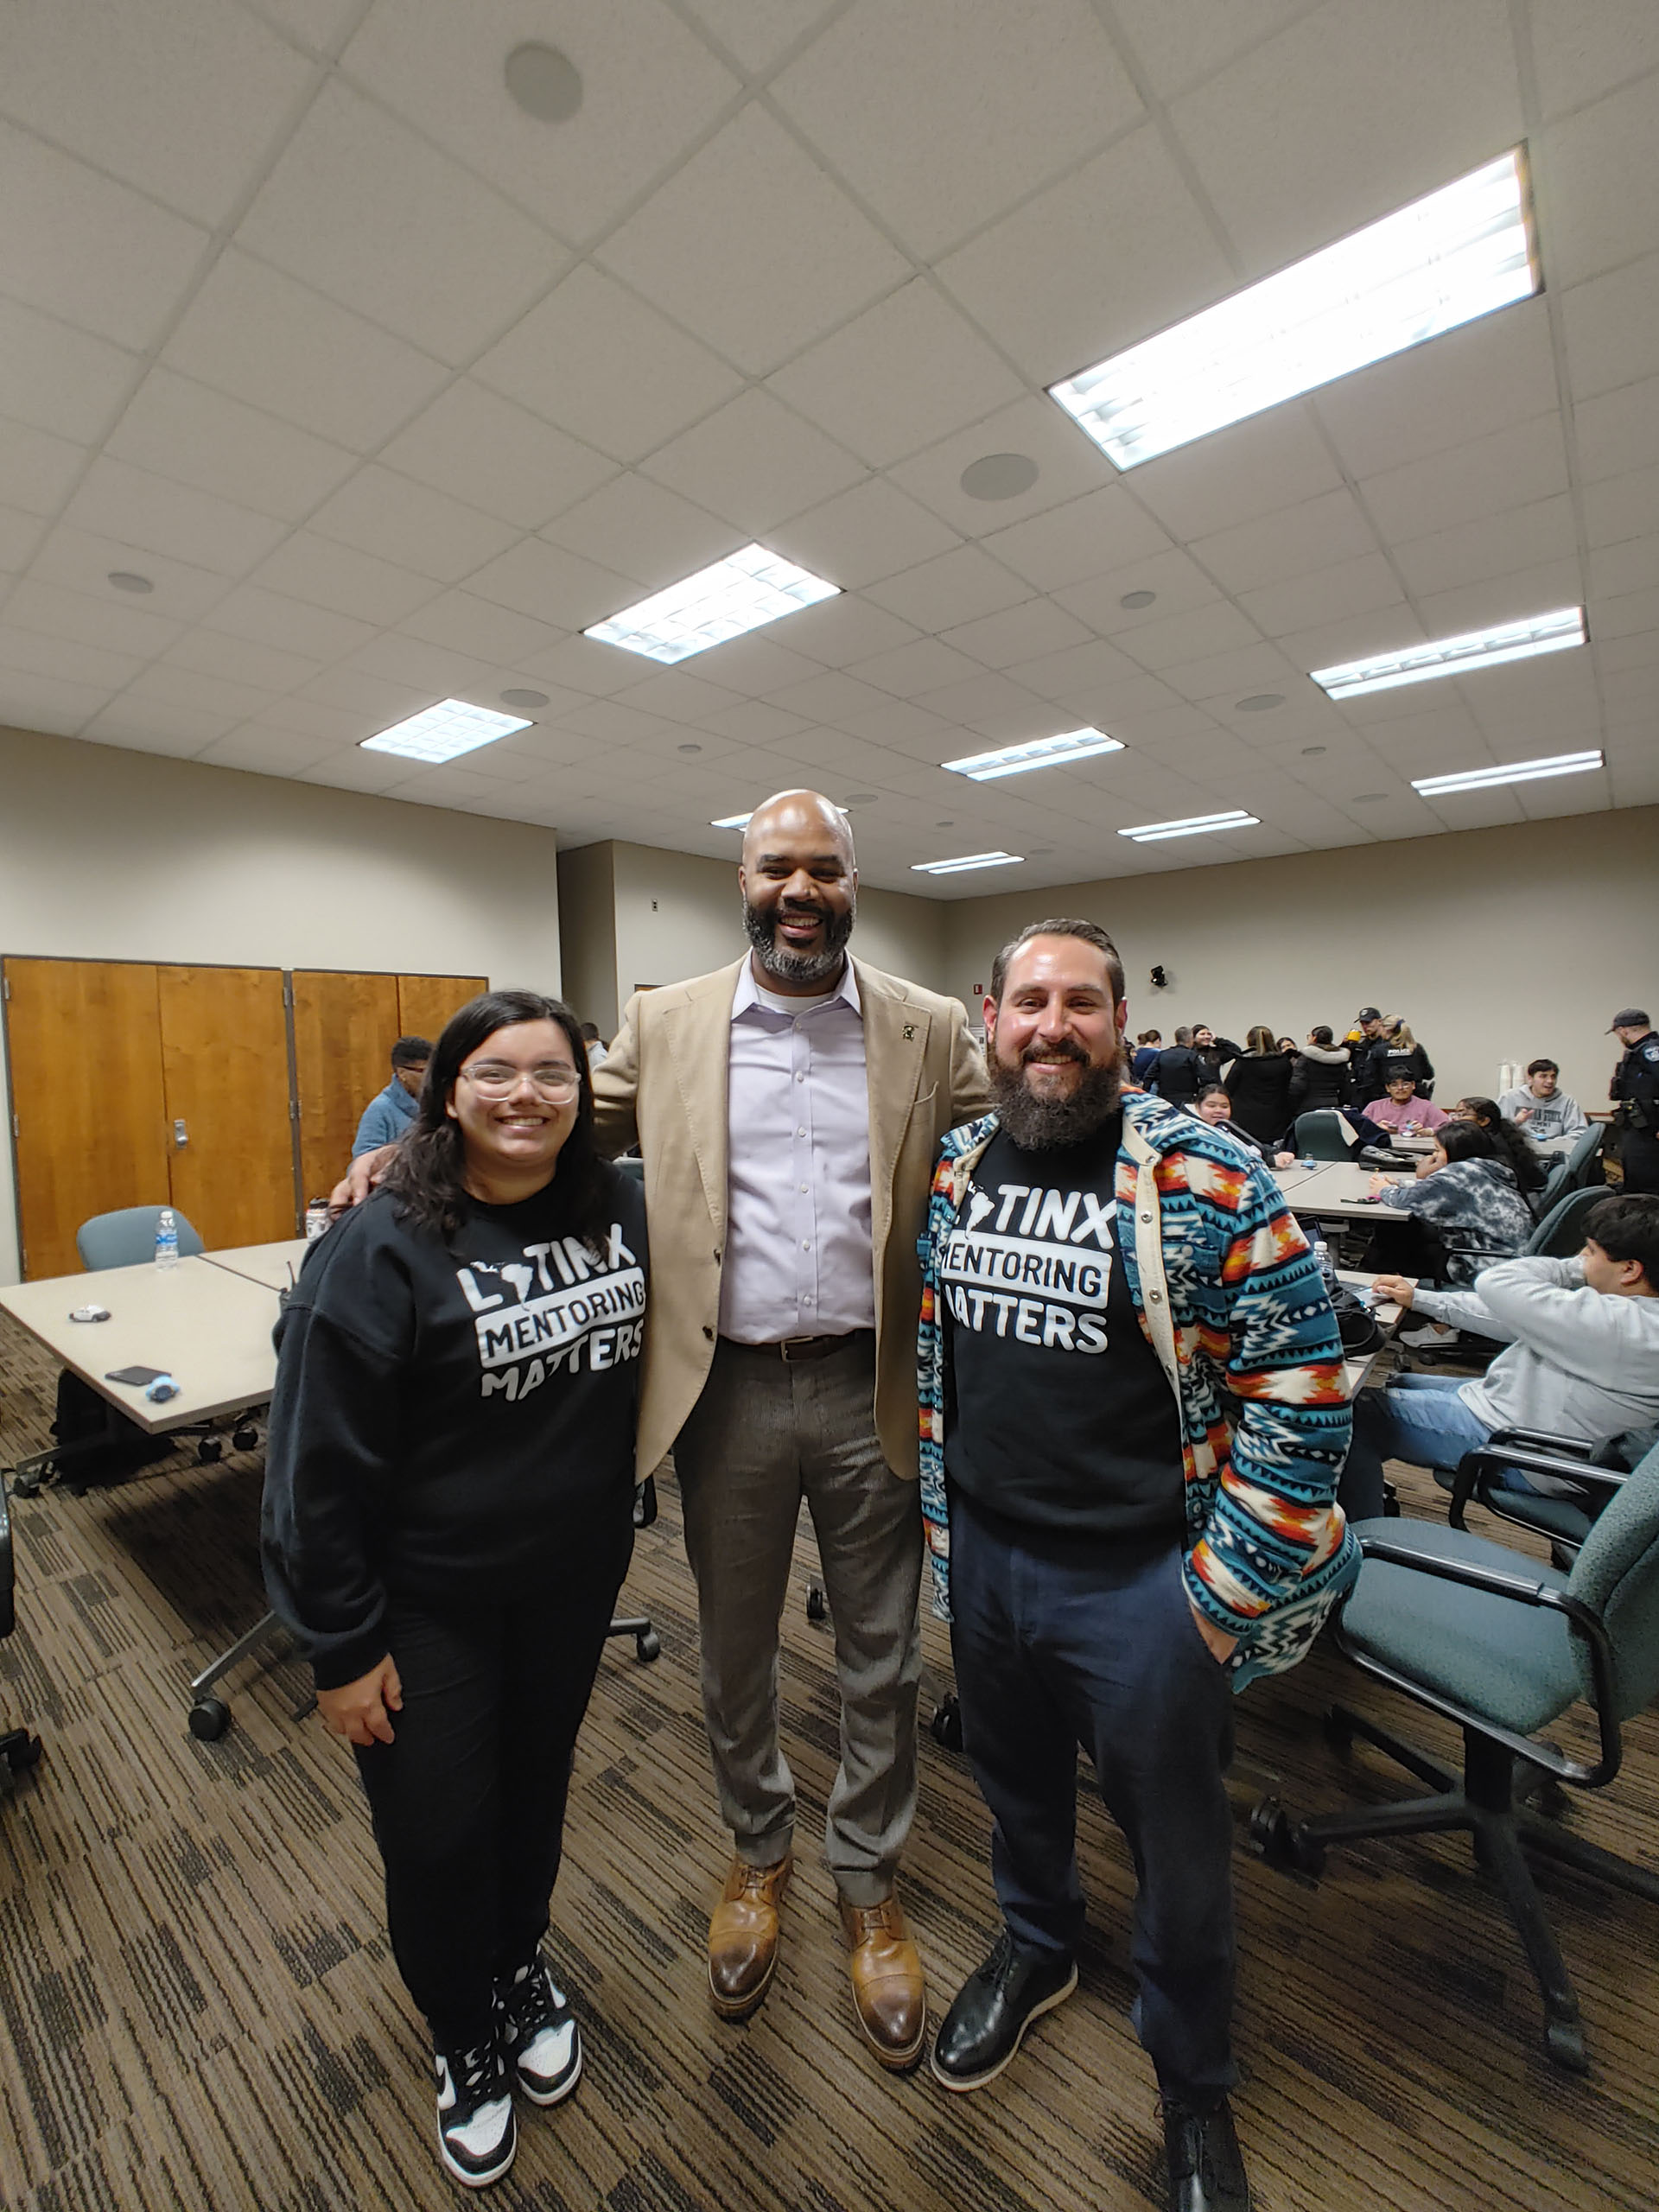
left=1496, top=1085, right=1587, bottom=1141
left=1414, top=1257, right=1659, bottom=1464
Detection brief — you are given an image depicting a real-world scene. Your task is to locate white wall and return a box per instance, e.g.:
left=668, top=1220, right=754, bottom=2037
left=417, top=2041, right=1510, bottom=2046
left=0, top=724, right=563, bottom=1283
left=944, top=805, right=1659, bottom=1111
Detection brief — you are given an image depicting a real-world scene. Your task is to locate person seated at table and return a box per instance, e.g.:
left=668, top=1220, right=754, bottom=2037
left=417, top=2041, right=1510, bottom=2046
left=1368, top=1122, right=1534, bottom=1288
left=1497, top=1059, right=1589, bottom=1143
left=263, top=990, right=647, bottom=2190
left=1193, top=1084, right=1296, bottom=1168
left=1217, top=1026, right=1294, bottom=1144
left=1287, top=1025, right=1353, bottom=1121
left=1448, top=1095, right=1549, bottom=1200
left=1339, top=1194, right=1659, bottom=1519
left=352, top=1035, right=432, bottom=1159
left=1359, top=1070, right=1450, bottom=1145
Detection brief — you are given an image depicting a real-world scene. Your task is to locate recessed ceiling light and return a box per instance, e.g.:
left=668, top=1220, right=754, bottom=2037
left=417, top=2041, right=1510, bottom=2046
left=1236, top=693, right=1283, bottom=712
left=585, top=543, right=839, bottom=665
left=1301, top=744, right=1328, bottom=756
left=1412, top=749, right=1603, bottom=797
left=1118, top=810, right=1261, bottom=843
left=1119, top=589, right=1157, bottom=609
left=943, top=726, right=1125, bottom=781
left=1311, top=606, right=1586, bottom=700
left=108, top=570, right=153, bottom=593
left=711, top=810, right=753, bottom=830
left=959, top=452, right=1039, bottom=500
left=504, top=42, right=583, bottom=123
left=1050, top=147, right=1537, bottom=469
left=499, top=687, right=548, bottom=711
left=360, top=698, right=531, bottom=764
left=677, top=741, right=702, bottom=753
left=842, top=792, right=879, bottom=806
left=912, top=850, right=1025, bottom=875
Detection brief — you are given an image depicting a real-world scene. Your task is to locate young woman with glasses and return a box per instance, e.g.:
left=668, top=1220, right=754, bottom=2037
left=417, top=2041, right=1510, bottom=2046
left=263, top=990, right=647, bottom=2190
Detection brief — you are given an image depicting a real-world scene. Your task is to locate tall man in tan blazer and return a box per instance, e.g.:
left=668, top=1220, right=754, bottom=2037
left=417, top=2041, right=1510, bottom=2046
left=594, top=790, right=988, bottom=2070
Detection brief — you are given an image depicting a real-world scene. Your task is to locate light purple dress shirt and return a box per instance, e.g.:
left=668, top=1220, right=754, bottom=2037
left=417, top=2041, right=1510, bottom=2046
left=719, top=957, right=875, bottom=1344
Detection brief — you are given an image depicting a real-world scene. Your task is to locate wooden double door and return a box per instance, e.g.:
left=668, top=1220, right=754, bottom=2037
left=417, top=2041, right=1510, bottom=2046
left=3, top=960, right=485, bottom=1279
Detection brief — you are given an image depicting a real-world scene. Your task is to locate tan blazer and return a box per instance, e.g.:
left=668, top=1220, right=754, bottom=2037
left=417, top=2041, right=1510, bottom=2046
left=593, top=955, right=990, bottom=1482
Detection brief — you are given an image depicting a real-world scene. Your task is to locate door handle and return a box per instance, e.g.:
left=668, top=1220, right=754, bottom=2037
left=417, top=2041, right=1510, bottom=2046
left=173, top=1119, right=188, bottom=1147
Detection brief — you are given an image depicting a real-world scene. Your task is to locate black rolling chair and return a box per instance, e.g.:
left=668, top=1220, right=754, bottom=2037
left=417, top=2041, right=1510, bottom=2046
left=1252, top=1438, right=1659, bottom=2072
left=0, top=1468, right=44, bottom=1791
left=604, top=1476, right=661, bottom=1663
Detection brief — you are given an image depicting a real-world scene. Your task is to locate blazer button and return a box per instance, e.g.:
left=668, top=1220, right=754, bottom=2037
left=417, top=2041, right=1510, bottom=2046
left=702, top=1325, right=715, bottom=1340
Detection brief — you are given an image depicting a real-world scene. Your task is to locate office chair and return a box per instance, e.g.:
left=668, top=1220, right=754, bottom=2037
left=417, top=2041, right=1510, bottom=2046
left=0, top=1467, right=44, bottom=1791
left=1447, top=1426, right=1640, bottom=1567
left=1534, top=1125, right=1605, bottom=1217
left=1293, top=1110, right=1355, bottom=1160
left=1251, top=1437, right=1659, bottom=2072
left=75, top=1205, right=206, bottom=1268
left=604, top=1476, right=662, bottom=1663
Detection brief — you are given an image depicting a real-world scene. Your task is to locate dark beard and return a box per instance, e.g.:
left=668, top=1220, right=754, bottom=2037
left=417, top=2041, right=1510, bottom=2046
left=742, top=894, right=855, bottom=986
left=988, top=1043, right=1123, bottom=1149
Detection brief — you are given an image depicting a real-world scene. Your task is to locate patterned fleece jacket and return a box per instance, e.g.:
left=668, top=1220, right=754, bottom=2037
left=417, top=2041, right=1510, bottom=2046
left=917, top=1091, right=1361, bottom=1690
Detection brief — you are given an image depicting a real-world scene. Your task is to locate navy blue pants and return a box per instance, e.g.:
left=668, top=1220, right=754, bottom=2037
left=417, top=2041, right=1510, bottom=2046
left=948, top=1491, right=1237, bottom=2101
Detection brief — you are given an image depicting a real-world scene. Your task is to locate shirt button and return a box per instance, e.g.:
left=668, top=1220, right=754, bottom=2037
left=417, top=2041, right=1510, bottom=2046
left=1140, top=1211, right=1152, bottom=1223
left=796, top=1072, right=805, bottom=1084
left=1149, top=1290, right=1163, bottom=1303
left=797, top=1127, right=806, bottom=1138
left=799, top=1182, right=809, bottom=1192
left=802, top=1241, right=811, bottom=1251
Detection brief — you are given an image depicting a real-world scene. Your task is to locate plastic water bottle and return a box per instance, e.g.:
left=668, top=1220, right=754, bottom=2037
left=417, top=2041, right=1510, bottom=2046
left=1312, top=1233, right=1336, bottom=1289
left=155, top=1207, right=180, bottom=1271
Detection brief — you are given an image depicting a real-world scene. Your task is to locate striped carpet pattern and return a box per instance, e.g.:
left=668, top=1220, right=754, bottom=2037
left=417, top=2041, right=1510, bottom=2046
left=1, top=1309, right=1656, bottom=2211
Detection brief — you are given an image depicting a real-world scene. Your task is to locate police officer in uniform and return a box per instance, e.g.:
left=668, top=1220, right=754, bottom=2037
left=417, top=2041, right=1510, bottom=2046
left=1611, top=1007, right=1659, bottom=1196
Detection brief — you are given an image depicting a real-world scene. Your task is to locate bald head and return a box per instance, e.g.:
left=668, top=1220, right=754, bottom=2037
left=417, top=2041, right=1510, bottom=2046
left=738, top=788, right=858, bottom=994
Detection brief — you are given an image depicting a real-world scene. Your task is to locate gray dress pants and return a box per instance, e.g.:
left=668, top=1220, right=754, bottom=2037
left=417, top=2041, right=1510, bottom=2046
left=673, top=1333, right=923, bottom=1908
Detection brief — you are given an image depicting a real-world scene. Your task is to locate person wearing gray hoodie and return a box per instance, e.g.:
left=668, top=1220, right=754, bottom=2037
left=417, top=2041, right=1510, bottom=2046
left=1339, top=1193, right=1659, bottom=1516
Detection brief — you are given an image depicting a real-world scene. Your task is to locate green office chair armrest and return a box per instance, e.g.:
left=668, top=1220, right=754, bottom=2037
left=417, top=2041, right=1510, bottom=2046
left=1343, top=1529, right=1622, bottom=1786
left=1449, top=1436, right=1629, bottom=1531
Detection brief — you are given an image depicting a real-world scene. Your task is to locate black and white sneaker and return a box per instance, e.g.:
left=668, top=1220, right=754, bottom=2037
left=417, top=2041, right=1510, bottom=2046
left=496, top=1955, right=582, bottom=2106
left=433, top=2034, right=516, bottom=2189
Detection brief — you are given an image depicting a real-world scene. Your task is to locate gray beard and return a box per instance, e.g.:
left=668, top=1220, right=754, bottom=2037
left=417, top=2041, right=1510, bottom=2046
left=743, top=895, right=855, bottom=987
left=988, top=1051, right=1123, bottom=1149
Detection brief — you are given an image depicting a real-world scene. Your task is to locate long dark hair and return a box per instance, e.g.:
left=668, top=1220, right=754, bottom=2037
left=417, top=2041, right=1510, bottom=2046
left=381, top=989, right=611, bottom=1243
left=1435, top=1121, right=1503, bottom=1168
left=1455, top=1096, right=1546, bottom=1192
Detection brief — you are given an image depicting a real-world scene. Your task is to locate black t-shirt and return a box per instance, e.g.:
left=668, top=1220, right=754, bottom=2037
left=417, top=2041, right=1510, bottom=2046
left=940, top=1118, right=1184, bottom=1543
left=263, top=1164, right=647, bottom=1688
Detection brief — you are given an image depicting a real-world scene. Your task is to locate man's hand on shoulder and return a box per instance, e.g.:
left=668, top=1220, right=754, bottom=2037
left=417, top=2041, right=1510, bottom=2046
left=330, top=1143, right=399, bottom=1211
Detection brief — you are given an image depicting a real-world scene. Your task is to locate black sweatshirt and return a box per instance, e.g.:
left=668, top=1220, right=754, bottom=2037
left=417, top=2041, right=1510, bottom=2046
left=260, top=1166, right=647, bottom=1690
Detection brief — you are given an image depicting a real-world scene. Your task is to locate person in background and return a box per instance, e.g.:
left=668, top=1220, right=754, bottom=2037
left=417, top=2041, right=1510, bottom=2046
left=264, top=993, right=646, bottom=2190
left=580, top=1020, right=608, bottom=1072
left=1194, top=1085, right=1296, bottom=1170
left=1190, top=1024, right=1243, bottom=1090
left=1360, top=1071, right=1449, bottom=1145
left=352, top=1037, right=432, bottom=1160
left=1343, top=1007, right=1389, bottom=1103
left=918, top=918, right=1356, bottom=2212
left=1610, top=1008, right=1659, bottom=1196
left=1339, top=1194, right=1659, bottom=1520
left=1131, top=1029, right=1163, bottom=1084
left=1378, top=1121, right=1534, bottom=1287
left=1497, top=1060, right=1587, bottom=1143
left=1449, top=1096, right=1548, bottom=1200
left=1220, top=1026, right=1294, bottom=1145
left=1287, top=1026, right=1352, bottom=1122
left=1276, top=1035, right=1298, bottom=1057
left=1148, top=1027, right=1204, bottom=1108
left=1371, top=1017, right=1434, bottom=1097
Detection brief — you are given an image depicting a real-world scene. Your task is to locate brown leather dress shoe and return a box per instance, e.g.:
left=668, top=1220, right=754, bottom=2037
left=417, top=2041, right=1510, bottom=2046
left=839, top=1892, right=927, bottom=2071
left=708, top=1854, right=791, bottom=2020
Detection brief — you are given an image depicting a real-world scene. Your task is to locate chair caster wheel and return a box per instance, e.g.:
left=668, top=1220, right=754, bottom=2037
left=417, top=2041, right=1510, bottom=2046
left=188, top=1696, right=231, bottom=1741
left=1, top=1731, right=43, bottom=1774
left=636, top=1630, right=661, bottom=1662
left=1544, top=2014, right=1588, bottom=2073
left=12, top=1470, right=43, bottom=1498
left=232, top=1425, right=258, bottom=1452
left=805, top=1583, right=828, bottom=1624
left=930, top=1693, right=963, bottom=1751
left=197, top=1438, right=223, bottom=1465
left=1249, top=1797, right=1325, bottom=1878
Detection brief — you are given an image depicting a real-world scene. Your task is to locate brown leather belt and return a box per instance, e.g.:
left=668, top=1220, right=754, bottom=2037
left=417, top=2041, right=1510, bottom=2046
left=726, top=1329, right=874, bottom=1363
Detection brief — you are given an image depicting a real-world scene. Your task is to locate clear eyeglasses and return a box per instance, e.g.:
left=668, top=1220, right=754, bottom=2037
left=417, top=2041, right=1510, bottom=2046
left=458, top=1063, right=582, bottom=1101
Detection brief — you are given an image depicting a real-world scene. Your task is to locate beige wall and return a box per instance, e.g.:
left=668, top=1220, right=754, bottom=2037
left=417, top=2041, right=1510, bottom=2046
left=945, top=805, right=1659, bottom=1112
left=554, top=841, right=618, bottom=1035
left=564, top=838, right=950, bottom=1038
left=0, top=724, right=563, bottom=1284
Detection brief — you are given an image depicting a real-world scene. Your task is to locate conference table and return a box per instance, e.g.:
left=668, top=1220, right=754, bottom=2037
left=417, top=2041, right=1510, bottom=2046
left=1275, top=1160, right=1414, bottom=1222
left=0, top=1236, right=313, bottom=1738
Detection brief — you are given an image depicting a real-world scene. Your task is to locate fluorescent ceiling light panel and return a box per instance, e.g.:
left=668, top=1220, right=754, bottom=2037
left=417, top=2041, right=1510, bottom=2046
left=943, top=727, right=1124, bottom=781
left=1412, top=749, right=1602, bottom=796
left=585, top=543, right=839, bottom=665
left=1310, top=606, right=1585, bottom=700
left=912, top=850, right=1024, bottom=875
left=1118, top=810, right=1260, bottom=843
left=1050, top=148, right=1537, bottom=469
left=359, top=697, right=531, bottom=763
left=711, top=810, right=753, bottom=829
